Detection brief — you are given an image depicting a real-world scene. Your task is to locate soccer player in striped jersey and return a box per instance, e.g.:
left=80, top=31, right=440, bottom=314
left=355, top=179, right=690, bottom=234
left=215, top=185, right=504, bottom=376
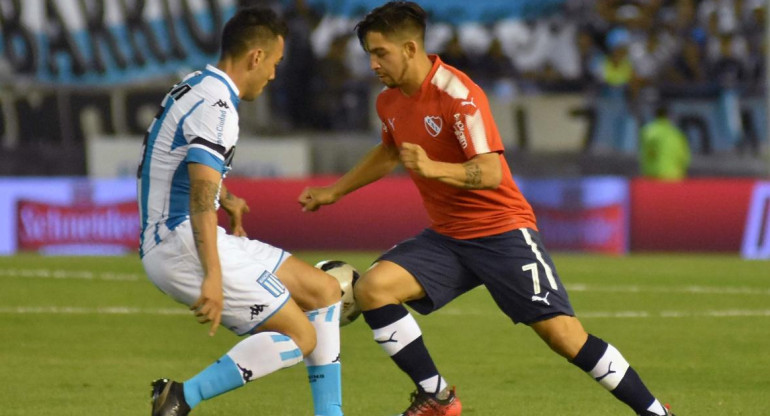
left=299, top=2, right=673, bottom=416
left=138, top=7, right=344, bottom=416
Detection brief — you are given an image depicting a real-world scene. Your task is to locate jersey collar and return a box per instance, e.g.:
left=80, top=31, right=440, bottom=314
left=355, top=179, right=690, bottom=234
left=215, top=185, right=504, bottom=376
left=204, top=64, right=241, bottom=108
left=410, top=54, right=442, bottom=100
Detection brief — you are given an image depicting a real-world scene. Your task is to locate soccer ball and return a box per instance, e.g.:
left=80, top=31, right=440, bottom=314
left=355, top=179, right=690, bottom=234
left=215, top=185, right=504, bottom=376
left=315, top=260, right=361, bottom=326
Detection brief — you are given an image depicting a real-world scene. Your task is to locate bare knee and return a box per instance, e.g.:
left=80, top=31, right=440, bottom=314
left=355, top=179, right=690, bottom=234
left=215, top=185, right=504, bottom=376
left=354, top=274, right=399, bottom=309
left=259, top=299, right=318, bottom=356
left=315, top=272, right=343, bottom=305
left=531, top=315, right=589, bottom=359
left=276, top=257, right=341, bottom=310
left=353, top=261, right=425, bottom=310
left=286, top=323, right=317, bottom=357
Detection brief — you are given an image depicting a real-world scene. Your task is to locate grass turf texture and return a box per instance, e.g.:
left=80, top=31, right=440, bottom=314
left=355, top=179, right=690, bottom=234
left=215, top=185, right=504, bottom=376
left=1, top=252, right=768, bottom=415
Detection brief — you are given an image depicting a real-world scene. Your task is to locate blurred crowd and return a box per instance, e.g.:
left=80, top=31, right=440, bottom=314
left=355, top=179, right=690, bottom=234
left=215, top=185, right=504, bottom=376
left=250, top=0, right=767, bottom=134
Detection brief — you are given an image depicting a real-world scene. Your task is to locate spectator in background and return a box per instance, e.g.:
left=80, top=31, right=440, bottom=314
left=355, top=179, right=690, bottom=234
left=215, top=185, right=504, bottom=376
left=473, top=37, right=519, bottom=100
left=269, top=0, right=321, bottom=129
left=662, top=28, right=708, bottom=90
left=671, top=0, right=697, bottom=35
left=741, top=1, right=765, bottom=88
left=592, top=27, right=639, bottom=152
left=599, top=28, right=635, bottom=91
left=475, top=38, right=516, bottom=82
left=311, top=34, right=369, bottom=130
left=704, top=12, right=750, bottom=73
left=312, top=34, right=351, bottom=129
left=708, top=30, right=748, bottom=148
left=573, top=26, right=604, bottom=89
left=440, top=31, right=473, bottom=73
left=639, top=106, right=691, bottom=181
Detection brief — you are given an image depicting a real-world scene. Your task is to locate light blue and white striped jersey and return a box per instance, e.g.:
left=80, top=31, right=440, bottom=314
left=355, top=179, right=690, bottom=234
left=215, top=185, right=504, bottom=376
left=137, top=65, right=240, bottom=257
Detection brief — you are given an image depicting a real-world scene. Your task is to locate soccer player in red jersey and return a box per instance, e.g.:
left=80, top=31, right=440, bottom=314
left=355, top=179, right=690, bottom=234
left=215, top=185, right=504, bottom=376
left=299, top=2, right=674, bottom=415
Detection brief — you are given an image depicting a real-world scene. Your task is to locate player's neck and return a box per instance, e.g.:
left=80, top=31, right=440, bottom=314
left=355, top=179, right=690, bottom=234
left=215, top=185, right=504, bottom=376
left=399, top=53, right=434, bottom=97
left=216, top=58, right=245, bottom=98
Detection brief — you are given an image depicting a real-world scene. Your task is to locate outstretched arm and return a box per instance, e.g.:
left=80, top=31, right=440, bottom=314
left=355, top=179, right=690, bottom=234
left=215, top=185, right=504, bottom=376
left=188, top=162, right=224, bottom=336
left=399, top=142, right=502, bottom=189
left=299, top=143, right=400, bottom=211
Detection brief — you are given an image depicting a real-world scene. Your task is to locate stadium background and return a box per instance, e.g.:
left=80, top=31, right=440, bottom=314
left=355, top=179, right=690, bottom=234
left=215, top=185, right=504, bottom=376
left=0, top=0, right=767, bottom=257
left=1, top=1, right=769, bottom=415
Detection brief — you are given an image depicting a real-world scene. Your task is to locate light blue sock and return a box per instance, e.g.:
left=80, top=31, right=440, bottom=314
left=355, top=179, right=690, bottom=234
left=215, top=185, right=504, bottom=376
left=304, top=302, right=343, bottom=415
left=183, top=355, right=244, bottom=408
left=307, top=363, right=343, bottom=416
left=183, top=332, right=304, bottom=409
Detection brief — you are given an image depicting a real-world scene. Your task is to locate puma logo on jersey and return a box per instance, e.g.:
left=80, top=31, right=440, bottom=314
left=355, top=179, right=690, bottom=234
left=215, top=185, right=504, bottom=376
left=460, top=97, right=476, bottom=108
left=213, top=99, right=229, bottom=109
left=531, top=292, right=551, bottom=306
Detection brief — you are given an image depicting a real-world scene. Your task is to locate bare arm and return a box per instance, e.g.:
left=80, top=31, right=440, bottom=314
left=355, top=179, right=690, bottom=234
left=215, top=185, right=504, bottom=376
left=188, top=162, right=224, bottom=336
left=218, top=184, right=250, bottom=237
left=400, top=142, right=502, bottom=189
left=299, top=143, right=400, bottom=211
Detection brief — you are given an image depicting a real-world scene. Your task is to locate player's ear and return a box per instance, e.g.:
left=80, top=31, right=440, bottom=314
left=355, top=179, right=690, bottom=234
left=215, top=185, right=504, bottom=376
left=403, top=40, right=417, bottom=58
left=247, top=48, right=265, bottom=69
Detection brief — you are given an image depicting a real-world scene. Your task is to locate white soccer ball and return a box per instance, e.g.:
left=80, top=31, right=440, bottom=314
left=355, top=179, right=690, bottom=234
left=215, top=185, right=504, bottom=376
left=315, top=260, right=361, bottom=326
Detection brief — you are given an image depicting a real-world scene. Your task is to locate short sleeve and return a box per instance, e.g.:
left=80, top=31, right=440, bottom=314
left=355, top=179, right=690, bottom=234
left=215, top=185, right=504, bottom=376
left=184, top=92, right=238, bottom=174
left=376, top=95, right=395, bottom=146
left=447, top=88, right=503, bottom=159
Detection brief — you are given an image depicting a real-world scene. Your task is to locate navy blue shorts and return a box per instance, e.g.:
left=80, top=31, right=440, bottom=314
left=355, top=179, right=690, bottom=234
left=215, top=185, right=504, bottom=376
left=377, top=228, right=575, bottom=325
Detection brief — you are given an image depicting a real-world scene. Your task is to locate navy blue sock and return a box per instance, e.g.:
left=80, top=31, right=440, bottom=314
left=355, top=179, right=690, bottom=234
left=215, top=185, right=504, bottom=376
left=363, top=304, right=445, bottom=394
left=572, top=334, right=658, bottom=414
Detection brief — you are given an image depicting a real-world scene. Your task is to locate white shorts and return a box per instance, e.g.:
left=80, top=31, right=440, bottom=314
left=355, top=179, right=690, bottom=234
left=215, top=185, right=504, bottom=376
left=142, top=220, right=291, bottom=335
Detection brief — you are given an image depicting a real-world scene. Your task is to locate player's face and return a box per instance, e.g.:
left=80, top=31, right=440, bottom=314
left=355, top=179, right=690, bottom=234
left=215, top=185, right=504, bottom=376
left=364, top=31, right=409, bottom=88
left=245, top=36, right=285, bottom=101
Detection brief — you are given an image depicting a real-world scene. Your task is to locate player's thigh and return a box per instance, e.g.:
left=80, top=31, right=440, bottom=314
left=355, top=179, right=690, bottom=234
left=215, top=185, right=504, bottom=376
left=367, top=229, right=479, bottom=314
left=462, top=228, right=575, bottom=324
left=142, top=226, right=204, bottom=306
left=215, top=229, right=299, bottom=335
left=275, top=255, right=341, bottom=311
left=144, top=222, right=294, bottom=336
left=354, top=260, right=427, bottom=309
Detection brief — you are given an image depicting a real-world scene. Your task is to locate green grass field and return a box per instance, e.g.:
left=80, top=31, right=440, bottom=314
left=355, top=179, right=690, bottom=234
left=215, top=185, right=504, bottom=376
left=1, top=252, right=768, bottom=415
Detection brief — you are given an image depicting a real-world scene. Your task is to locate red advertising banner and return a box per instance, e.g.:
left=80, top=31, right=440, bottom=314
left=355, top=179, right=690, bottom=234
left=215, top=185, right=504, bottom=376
left=223, top=176, right=630, bottom=254
left=221, top=176, right=431, bottom=251
left=629, top=178, right=757, bottom=252
left=535, top=204, right=627, bottom=255
left=5, top=177, right=765, bottom=255
left=17, top=200, right=139, bottom=253
left=519, top=177, right=629, bottom=255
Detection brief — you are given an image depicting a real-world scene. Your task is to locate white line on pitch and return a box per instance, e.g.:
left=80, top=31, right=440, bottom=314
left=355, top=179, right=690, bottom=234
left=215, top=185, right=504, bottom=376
left=438, top=308, right=770, bottom=318
left=579, top=309, right=770, bottom=318
left=0, top=268, right=141, bottom=281
left=0, top=306, right=187, bottom=315
left=3, top=268, right=770, bottom=296
left=566, top=284, right=770, bottom=296
left=3, top=306, right=769, bottom=319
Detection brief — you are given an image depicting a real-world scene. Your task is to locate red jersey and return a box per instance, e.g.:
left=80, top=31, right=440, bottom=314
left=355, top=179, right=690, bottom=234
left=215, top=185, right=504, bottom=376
left=377, top=55, right=537, bottom=239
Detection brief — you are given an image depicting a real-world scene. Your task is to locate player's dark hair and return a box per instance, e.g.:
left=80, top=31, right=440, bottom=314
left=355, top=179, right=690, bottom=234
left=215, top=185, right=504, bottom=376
left=354, top=1, right=427, bottom=48
left=220, top=7, right=288, bottom=59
